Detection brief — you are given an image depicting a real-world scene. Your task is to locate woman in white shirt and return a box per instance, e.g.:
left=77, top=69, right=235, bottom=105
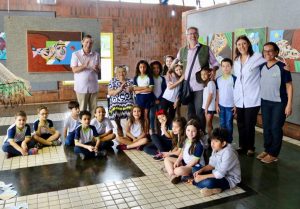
left=233, top=35, right=265, bottom=156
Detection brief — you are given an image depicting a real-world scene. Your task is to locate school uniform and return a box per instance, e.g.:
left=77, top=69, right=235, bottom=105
left=90, top=117, right=114, bottom=148
left=260, top=62, right=292, bottom=157
left=202, top=81, right=217, bottom=114
left=64, top=115, right=80, bottom=146
left=2, top=124, right=35, bottom=156
left=133, top=75, right=155, bottom=109
left=182, top=139, right=204, bottom=166
left=33, top=119, right=55, bottom=140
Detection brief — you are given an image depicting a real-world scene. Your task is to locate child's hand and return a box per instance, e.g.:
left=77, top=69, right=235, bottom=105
left=285, top=104, right=292, bottom=117
left=174, top=160, right=180, bottom=168
left=21, top=142, right=28, bottom=152
left=93, top=146, right=99, bottom=153
left=193, top=169, right=203, bottom=178
left=194, top=174, right=206, bottom=183
left=39, top=120, right=46, bottom=127
left=216, top=105, right=220, bottom=114
left=87, top=145, right=94, bottom=152
left=232, top=106, right=236, bottom=115
left=20, top=149, right=28, bottom=156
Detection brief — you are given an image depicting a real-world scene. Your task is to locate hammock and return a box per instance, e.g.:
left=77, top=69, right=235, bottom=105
left=0, top=63, right=31, bottom=108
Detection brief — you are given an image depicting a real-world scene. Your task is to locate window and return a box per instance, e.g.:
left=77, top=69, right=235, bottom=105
left=100, top=32, right=114, bottom=83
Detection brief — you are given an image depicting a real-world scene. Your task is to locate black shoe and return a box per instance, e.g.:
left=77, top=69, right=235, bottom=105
left=236, top=147, right=246, bottom=155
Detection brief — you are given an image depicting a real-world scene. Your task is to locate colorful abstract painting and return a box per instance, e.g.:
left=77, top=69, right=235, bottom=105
left=0, top=32, right=6, bottom=60
left=235, top=28, right=267, bottom=53
left=269, top=29, right=300, bottom=73
left=208, top=32, right=233, bottom=63
left=27, top=31, right=81, bottom=73
left=198, top=36, right=208, bottom=45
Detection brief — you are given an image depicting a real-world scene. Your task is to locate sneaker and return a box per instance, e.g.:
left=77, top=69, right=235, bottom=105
left=116, top=144, right=128, bottom=150
left=256, top=151, right=268, bottom=160
left=247, top=150, right=255, bottom=157
left=28, top=148, right=38, bottom=155
left=51, top=140, right=62, bottom=146
left=35, top=143, right=44, bottom=149
left=170, top=175, right=181, bottom=184
left=153, top=153, right=163, bottom=161
left=95, top=150, right=107, bottom=158
left=261, top=154, right=278, bottom=164
left=201, top=188, right=222, bottom=197
left=79, top=153, right=86, bottom=160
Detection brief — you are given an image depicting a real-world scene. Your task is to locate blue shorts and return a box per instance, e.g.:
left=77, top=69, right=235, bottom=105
left=136, top=94, right=154, bottom=109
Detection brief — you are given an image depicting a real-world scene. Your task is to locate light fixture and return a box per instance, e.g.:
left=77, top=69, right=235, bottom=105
left=37, top=0, right=57, bottom=5
left=171, top=9, right=176, bottom=16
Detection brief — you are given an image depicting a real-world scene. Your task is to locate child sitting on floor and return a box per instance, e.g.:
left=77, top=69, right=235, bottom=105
left=116, top=105, right=149, bottom=150
left=164, top=119, right=204, bottom=184
left=63, top=101, right=80, bottom=146
left=91, top=106, right=116, bottom=148
left=74, top=110, right=106, bottom=160
left=192, top=127, right=241, bottom=197
left=2, top=111, right=38, bottom=158
left=33, top=105, right=61, bottom=146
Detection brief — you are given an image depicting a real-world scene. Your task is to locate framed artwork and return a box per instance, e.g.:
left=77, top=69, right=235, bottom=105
left=234, top=27, right=267, bottom=53
left=27, top=31, right=82, bottom=73
left=0, top=32, right=6, bottom=60
left=208, top=32, right=233, bottom=63
left=269, top=29, right=300, bottom=73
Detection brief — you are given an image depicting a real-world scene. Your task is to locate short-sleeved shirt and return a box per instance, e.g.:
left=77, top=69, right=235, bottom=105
left=33, top=119, right=54, bottom=135
left=130, top=122, right=142, bottom=138
left=133, top=75, right=154, bottom=94
left=163, top=74, right=181, bottom=103
left=202, top=81, right=216, bottom=111
left=260, top=62, right=292, bottom=103
left=182, top=139, right=203, bottom=165
left=4, top=124, right=31, bottom=143
left=64, top=115, right=80, bottom=133
left=90, top=117, right=114, bottom=135
left=74, top=124, right=99, bottom=144
left=153, top=76, right=166, bottom=99
left=70, top=49, right=100, bottom=94
left=216, top=74, right=236, bottom=107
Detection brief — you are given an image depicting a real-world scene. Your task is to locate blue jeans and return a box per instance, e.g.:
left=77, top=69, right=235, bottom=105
left=143, top=134, right=172, bottom=155
left=261, top=99, right=286, bottom=157
left=192, top=166, right=230, bottom=190
left=65, top=131, right=75, bottom=146
left=219, top=105, right=234, bottom=143
left=74, top=142, right=96, bottom=158
left=2, top=140, right=36, bottom=156
left=149, top=100, right=162, bottom=130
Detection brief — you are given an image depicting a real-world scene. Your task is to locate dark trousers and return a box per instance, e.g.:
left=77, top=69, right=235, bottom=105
left=236, top=106, right=260, bottom=151
left=65, top=131, right=75, bottom=146
left=161, top=98, right=176, bottom=129
left=2, top=140, right=35, bottom=156
left=74, top=142, right=96, bottom=158
left=187, top=90, right=205, bottom=131
left=143, top=134, right=173, bottom=155
left=219, top=105, right=234, bottom=143
left=261, top=99, right=286, bottom=157
left=149, top=99, right=162, bottom=131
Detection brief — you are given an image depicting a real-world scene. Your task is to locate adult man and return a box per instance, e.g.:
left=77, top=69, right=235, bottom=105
left=177, top=27, right=219, bottom=130
left=71, top=35, right=100, bottom=115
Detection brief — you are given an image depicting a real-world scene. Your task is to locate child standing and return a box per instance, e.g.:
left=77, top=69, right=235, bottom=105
left=164, top=119, right=204, bottom=184
left=201, top=68, right=217, bottom=136
left=91, top=106, right=116, bottom=148
left=133, top=60, right=155, bottom=126
left=149, top=61, right=166, bottom=135
left=161, top=63, right=184, bottom=128
left=162, top=55, right=175, bottom=76
left=63, top=101, right=80, bottom=146
left=116, top=105, right=148, bottom=150
left=33, top=106, right=61, bottom=146
left=215, top=58, right=236, bottom=143
left=74, top=110, right=104, bottom=160
left=193, top=128, right=241, bottom=197
left=2, top=111, right=37, bottom=158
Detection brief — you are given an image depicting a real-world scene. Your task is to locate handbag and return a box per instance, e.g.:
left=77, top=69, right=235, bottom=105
left=180, top=45, right=201, bottom=105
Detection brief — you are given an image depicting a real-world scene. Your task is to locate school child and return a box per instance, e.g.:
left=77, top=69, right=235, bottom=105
left=90, top=106, right=116, bottom=148
left=164, top=119, right=204, bottom=184
left=2, top=111, right=37, bottom=158
left=33, top=105, right=61, bottom=146
left=63, top=101, right=80, bottom=146
left=143, top=109, right=172, bottom=157
left=193, top=127, right=241, bottom=197
left=149, top=61, right=166, bottom=135
left=162, top=55, right=175, bottom=76
left=116, top=105, right=149, bottom=150
left=161, top=62, right=184, bottom=128
left=215, top=58, right=236, bottom=143
left=201, top=68, right=217, bottom=136
left=133, top=60, right=155, bottom=126
left=74, top=110, right=105, bottom=160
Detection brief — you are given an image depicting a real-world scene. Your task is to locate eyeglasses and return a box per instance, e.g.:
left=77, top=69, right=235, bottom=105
left=187, top=32, right=198, bottom=36
left=263, top=50, right=275, bottom=54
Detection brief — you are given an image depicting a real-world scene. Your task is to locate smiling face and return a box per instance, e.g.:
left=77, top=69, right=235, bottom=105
left=200, top=70, right=209, bottom=82
left=263, top=44, right=278, bottom=62
left=132, top=107, right=142, bottom=120
left=157, top=114, right=167, bottom=124
left=187, top=28, right=199, bottom=47
left=174, top=66, right=183, bottom=77
left=82, top=37, right=93, bottom=54
left=186, top=124, right=197, bottom=140
left=15, top=116, right=26, bottom=129
left=95, top=107, right=106, bottom=122
left=116, top=68, right=126, bottom=81
left=165, top=57, right=174, bottom=68
left=172, top=121, right=180, bottom=135
left=236, top=39, right=250, bottom=56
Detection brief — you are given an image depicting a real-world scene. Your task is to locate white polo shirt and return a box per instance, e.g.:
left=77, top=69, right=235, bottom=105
left=233, top=53, right=265, bottom=108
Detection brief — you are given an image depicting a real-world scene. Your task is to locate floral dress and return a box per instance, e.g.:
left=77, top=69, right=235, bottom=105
left=108, top=77, right=134, bottom=120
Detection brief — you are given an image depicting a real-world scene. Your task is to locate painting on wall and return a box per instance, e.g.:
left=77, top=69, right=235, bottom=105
left=208, top=32, right=233, bottom=63
left=269, top=29, right=300, bottom=73
left=27, top=31, right=82, bottom=73
left=0, top=32, right=7, bottom=60
left=234, top=27, right=267, bottom=53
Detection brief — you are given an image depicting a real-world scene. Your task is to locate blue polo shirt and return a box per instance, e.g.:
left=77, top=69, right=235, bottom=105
left=4, top=124, right=31, bottom=143
left=33, top=119, right=54, bottom=134
left=74, top=124, right=99, bottom=144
